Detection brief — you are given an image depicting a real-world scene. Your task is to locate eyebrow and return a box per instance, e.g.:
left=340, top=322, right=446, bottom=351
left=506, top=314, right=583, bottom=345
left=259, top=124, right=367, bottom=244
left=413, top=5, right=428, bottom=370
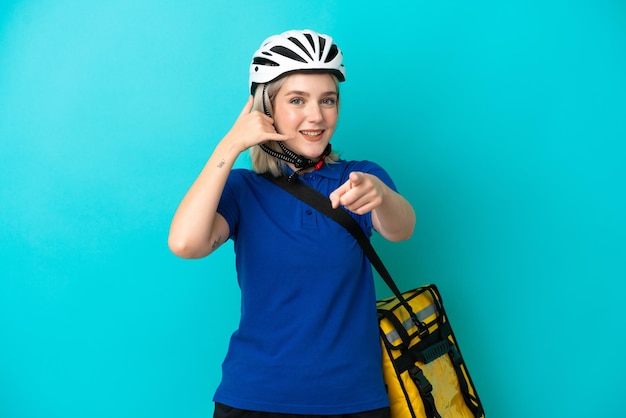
left=283, top=90, right=338, bottom=96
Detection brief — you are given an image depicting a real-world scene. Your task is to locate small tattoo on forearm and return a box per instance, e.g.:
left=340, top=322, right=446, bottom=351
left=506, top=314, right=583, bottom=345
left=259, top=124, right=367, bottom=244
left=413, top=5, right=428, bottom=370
left=217, top=159, right=226, bottom=168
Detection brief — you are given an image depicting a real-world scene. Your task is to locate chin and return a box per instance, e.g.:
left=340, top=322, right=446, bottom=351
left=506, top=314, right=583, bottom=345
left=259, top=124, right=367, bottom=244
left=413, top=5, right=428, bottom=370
left=300, top=143, right=330, bottom=159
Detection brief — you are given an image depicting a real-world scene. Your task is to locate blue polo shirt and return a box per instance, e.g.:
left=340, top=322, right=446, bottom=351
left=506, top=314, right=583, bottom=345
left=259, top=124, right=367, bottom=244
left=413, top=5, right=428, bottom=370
left=213, top=159, right=397, bottom=414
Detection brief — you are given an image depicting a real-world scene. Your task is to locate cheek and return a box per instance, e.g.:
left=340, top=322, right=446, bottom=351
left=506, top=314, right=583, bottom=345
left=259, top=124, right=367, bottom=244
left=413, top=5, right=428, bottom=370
left=325, top=109, right=338, bottom=127
left=274, top=108, right=300, bottom=129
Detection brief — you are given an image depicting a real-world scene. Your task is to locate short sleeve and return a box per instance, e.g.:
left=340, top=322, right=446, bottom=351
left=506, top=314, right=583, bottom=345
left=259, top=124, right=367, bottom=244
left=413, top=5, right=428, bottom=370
left=216, top=171, right=243, bottom=240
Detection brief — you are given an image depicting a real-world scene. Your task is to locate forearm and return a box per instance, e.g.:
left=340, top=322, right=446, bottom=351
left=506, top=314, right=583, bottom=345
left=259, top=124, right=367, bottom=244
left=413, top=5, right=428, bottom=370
left=372, top=183, right=416, bottom=242
left=168, top=139, right=242, bottom=258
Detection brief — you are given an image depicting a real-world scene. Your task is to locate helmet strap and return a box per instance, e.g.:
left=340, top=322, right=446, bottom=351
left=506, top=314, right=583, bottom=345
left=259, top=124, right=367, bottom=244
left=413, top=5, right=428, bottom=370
left=261, top=83, right=271, bottom=117
left=260, top=142, right=332, bottom=181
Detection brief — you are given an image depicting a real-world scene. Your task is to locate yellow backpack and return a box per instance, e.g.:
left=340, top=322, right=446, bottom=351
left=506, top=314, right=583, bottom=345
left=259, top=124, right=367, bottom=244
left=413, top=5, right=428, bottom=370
left=378, top=284, right=484, bottom=418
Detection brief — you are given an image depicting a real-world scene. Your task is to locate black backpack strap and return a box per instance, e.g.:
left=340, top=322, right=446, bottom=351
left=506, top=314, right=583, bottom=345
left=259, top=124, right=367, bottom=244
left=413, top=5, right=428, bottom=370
left=408, top=364, right=442, bottom=418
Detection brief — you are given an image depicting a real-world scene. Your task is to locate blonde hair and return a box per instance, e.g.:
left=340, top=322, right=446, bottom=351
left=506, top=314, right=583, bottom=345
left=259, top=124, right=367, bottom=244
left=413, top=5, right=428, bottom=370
left=249, top=74, right=340, bottom=176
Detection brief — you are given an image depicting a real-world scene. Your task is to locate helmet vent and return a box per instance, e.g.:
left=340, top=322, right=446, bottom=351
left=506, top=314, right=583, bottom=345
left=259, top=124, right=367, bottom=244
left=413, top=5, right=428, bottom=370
left=325, top=44, right=339, bottom=63
left=303, top=33, right=315, bottom=50
left=288, top=37, right=314, bottom=61
left=318, top=36, right=326, bottom=60
left=270, top=45, right=307, bottom=63
left=253, top=57, right=279, bottom=67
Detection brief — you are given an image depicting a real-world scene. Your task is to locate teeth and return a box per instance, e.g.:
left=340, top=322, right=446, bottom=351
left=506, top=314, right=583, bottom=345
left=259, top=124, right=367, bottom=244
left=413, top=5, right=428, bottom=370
left=301, top=130, right=323, bottom=137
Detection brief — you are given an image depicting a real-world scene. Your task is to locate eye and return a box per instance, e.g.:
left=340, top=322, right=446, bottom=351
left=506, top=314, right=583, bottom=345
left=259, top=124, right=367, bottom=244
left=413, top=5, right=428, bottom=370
left=290, top=97, right=304, bottom=105
left=321, top=97, right=337, bottom=106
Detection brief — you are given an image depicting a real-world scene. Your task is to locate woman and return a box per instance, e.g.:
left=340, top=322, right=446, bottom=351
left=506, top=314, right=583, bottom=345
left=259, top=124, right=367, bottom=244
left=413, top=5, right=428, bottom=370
left=169, top=29, right=416, bottom=418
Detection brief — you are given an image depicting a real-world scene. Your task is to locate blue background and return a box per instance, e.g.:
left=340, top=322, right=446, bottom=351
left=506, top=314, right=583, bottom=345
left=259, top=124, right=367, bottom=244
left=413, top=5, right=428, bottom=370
left=1, top=1, right=625, bottom=417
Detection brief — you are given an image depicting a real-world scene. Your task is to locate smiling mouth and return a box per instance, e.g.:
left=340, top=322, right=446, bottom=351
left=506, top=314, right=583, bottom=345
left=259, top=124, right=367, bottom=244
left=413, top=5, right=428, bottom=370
left=300, top=130, right=324, bottom=138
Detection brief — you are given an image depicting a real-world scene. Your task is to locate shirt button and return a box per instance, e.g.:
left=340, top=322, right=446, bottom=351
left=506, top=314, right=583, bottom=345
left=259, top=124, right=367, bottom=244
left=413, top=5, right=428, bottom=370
left=305, top=210, right=313, bottom=215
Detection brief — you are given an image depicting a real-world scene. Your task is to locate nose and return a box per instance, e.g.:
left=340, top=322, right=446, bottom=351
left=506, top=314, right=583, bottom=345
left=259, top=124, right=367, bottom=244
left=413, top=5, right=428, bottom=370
left=306, top=103, right=323, bottom=123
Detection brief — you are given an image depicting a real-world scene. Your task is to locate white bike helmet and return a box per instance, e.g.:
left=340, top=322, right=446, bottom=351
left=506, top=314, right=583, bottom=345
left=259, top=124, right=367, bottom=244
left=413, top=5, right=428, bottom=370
left=249, top=29, right=346, bottom=94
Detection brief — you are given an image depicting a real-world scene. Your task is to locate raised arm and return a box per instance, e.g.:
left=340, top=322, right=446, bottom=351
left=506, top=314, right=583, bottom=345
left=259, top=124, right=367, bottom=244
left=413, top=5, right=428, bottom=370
left=329, top=171, right=415, bottom=242
left=168, top=97, right=292, bottom=258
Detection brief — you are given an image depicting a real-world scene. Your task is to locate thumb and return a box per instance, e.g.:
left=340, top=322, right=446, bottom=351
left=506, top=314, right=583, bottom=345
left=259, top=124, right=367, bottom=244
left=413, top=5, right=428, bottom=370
left=329, top=178, right=352, bottom=208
